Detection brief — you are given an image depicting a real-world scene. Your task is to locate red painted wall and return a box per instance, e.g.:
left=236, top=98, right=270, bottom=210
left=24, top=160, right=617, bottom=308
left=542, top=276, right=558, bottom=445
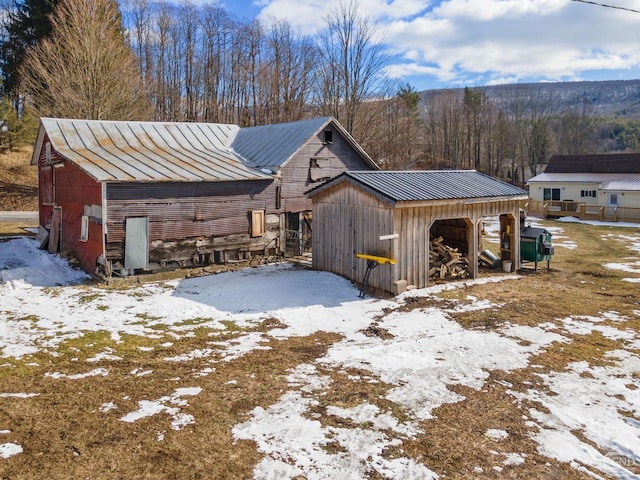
left=36, top=139, right=104, bottom=274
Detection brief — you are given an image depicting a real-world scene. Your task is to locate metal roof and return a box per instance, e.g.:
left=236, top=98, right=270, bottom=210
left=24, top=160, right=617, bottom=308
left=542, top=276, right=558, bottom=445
left=527, top=172, right=640, bottom=192
left=545, top=154, right=640, bottom=174
left=34, top=118, right=271, bottom=183
left=314, top=170, right=527, bottom=202
left=231, top=117, right=377, bottom=170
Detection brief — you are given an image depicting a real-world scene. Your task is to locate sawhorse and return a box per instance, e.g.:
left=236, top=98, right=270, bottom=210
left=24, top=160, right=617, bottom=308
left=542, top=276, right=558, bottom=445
left=356, top=253, right=397, bottom=298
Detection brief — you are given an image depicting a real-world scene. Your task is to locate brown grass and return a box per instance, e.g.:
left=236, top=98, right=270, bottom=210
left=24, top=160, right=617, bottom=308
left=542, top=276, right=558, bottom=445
left=0, top=146, right=38, bottom=211
left=0, top=220, right=638, bottom=479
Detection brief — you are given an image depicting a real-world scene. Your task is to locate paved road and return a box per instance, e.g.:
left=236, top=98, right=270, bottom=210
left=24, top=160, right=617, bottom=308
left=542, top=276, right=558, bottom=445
left=0, top=211, right=38, bottom=223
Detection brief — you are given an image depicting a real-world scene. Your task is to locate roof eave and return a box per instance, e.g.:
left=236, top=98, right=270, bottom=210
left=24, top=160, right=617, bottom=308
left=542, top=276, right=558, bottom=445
left=30, top=122, right=46, bottom=166
left=395, top=194, right=529, bottom=209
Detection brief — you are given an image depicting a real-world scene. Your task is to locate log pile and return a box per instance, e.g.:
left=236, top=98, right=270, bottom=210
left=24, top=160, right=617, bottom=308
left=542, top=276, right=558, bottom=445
left=429, top=236, right=470, bottom=279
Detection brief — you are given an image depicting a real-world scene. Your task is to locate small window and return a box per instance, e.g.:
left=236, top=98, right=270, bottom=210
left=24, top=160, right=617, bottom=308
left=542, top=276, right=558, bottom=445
left=609, top=193, right=619, bottom=206
left=592, top=190, right=597, bottom=197
left=80, top=215, right=89, bottom=242
left=323, top=130, right=333, bottom=144
left=250, top=210, right=265, bottom=237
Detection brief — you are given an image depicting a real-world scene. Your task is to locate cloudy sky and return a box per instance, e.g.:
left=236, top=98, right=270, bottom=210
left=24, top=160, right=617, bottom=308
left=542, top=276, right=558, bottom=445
left=211, top=0, right=640, bottom=91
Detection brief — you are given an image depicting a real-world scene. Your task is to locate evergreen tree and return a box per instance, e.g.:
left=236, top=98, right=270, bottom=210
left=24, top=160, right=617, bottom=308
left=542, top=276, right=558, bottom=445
left=1, top=0, right=59, bottom=99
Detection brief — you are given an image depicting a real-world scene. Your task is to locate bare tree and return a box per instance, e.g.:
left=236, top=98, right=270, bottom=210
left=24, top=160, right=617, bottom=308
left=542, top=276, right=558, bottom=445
left=556, top=99, right=596, bottom=154
left=316, top=0, right=389, bottom=133
left=20, top=0, right=151, bottom=120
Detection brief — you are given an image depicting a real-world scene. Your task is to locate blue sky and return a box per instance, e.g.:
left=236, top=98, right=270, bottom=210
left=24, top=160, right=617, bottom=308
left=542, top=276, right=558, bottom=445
left=208, top=0, right=640, bottom=91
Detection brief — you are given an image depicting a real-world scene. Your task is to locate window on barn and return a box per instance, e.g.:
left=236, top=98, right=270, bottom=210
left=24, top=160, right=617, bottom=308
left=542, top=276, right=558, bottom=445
left=80, top=215, right=89, bottom=242
left=250, top=210, right=265, bottom=237
left=323, top=130, right=333, bottom=144
left=543, top=188, right=560, bottom=201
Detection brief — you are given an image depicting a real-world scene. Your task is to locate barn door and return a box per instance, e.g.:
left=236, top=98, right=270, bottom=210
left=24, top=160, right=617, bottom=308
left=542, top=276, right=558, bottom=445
left=125, top=217, right=149, bottom=270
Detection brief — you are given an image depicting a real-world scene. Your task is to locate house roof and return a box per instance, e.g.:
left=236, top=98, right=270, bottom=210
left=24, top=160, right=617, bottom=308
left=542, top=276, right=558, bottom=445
left=544, top=154, right=640, bottom=174
left=527, top=172, right=640, bottom=191
left=31, top=118, right=270, bottom=183
left=31, top=116, right=376, bottom=183
left=231, top=116, right=377, bottom=171
left=307, top=170, right=528, bottom=204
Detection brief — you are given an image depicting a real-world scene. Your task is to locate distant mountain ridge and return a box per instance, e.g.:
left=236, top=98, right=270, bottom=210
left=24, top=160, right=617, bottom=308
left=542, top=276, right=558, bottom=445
left=422, top=79, right=640, bottom=119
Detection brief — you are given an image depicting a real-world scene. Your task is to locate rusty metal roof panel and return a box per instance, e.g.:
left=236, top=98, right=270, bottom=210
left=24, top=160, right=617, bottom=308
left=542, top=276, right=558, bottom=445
left=309, top=170, right=528, bottom=202
left=40, top=118, right=270, bottom=183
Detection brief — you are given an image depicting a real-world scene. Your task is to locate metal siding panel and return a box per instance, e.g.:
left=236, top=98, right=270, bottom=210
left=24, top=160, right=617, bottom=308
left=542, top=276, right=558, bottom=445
left=125, top=217, right=149, bottom=269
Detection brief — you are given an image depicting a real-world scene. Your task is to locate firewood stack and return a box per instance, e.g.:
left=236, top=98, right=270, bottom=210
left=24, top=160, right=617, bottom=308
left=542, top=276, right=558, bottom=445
left=429, top=236, right=470, bottom=279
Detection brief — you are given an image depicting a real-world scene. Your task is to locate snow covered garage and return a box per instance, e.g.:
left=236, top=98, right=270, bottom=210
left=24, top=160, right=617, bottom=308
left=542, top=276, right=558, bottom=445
left=307, top=170, right=528, bottom=294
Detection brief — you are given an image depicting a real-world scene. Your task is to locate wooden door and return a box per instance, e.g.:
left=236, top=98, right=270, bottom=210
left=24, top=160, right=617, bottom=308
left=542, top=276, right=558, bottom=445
left=48, top=207, right=62, bottom=253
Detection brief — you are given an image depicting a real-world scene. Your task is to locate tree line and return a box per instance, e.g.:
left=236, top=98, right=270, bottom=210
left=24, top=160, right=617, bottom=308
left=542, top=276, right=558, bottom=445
left=1, top=0, right=639, bottom=183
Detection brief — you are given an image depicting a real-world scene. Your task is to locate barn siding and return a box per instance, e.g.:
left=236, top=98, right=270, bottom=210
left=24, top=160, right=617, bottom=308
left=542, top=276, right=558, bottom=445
left=312, top=179, right=524, bottom=293
left=280, top=129, right=375, bottom=213
left=312, top=184, right=395, bottom=292
left=105, top=180, right=279, bottom=266
left=43, top=158, right=103, bottom=273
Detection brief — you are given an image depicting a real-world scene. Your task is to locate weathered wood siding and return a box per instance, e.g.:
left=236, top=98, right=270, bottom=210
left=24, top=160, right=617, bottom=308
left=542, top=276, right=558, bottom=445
left=312, top=183, right=396, bottom=293
left=313, top=182, right=523, bottom=293
left=280, top=128, right=374, bottom=213
left=393, top=200, right=521, bottom=289
left=105, top=180, right=278, bottom=265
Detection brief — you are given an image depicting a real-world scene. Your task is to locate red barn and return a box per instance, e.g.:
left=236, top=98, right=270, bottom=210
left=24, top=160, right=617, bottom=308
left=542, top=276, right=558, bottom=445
left=30, top=117, right=377, bottom=278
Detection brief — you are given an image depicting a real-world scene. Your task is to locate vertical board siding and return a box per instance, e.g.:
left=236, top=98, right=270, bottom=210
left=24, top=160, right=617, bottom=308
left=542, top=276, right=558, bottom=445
left=312, top=184, right=395, bottom=293
left=313, top=180, right=524, bottom=292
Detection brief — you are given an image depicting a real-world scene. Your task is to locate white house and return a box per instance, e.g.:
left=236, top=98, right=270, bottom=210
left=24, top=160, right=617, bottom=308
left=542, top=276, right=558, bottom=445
left=527, top=154, right=640, bottom=221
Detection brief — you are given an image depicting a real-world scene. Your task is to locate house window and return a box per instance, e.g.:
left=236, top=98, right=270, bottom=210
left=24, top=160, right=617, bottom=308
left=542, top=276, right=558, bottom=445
left=80, top=215, right=89, bottom=242
left=580, top=190, right=597, bottom=198
left=543, top=188, right=560, bottom=201
left=250, top=210, right=265, bottom=237
left=608, top=193, right=619, bottom=206
left=323, top=130, right=333, bottom=144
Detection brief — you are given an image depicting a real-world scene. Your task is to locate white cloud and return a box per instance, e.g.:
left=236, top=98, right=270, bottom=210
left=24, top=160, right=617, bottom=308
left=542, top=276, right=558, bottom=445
left=252, top=0, right=640, bottom=88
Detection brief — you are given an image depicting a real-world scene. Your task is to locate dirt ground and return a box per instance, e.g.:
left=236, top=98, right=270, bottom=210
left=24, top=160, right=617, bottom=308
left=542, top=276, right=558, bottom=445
left=0, top=147, right=38, bottom=212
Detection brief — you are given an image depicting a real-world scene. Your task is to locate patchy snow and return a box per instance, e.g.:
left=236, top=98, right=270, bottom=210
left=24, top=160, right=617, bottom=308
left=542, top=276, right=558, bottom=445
left=0, top=442, right=23, bottom=459
left=0, top=393, right=39, bottom=398
left=485, top=429, right=509, bottom=441
left=44, top=368, right=109, bottom=380
left=120, top=387, right=202, bottom=431
left=1, top=227, right=639, bottom=477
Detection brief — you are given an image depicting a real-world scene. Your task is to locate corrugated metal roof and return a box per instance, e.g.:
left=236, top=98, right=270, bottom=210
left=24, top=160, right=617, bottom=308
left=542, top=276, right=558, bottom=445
left=231, top=117, right=333, bottom=169
left=39, top=118, right=271, bottom=182
left=334, top=170, right=527, bottom=202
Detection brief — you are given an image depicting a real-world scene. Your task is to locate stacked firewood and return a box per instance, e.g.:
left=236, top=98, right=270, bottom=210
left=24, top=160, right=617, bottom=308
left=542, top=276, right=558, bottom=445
left=429, top=236, right=470, bottom=279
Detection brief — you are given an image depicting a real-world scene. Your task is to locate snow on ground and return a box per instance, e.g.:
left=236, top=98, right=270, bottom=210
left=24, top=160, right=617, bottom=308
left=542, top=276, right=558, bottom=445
left=1, top=231, right=639, bottom=477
